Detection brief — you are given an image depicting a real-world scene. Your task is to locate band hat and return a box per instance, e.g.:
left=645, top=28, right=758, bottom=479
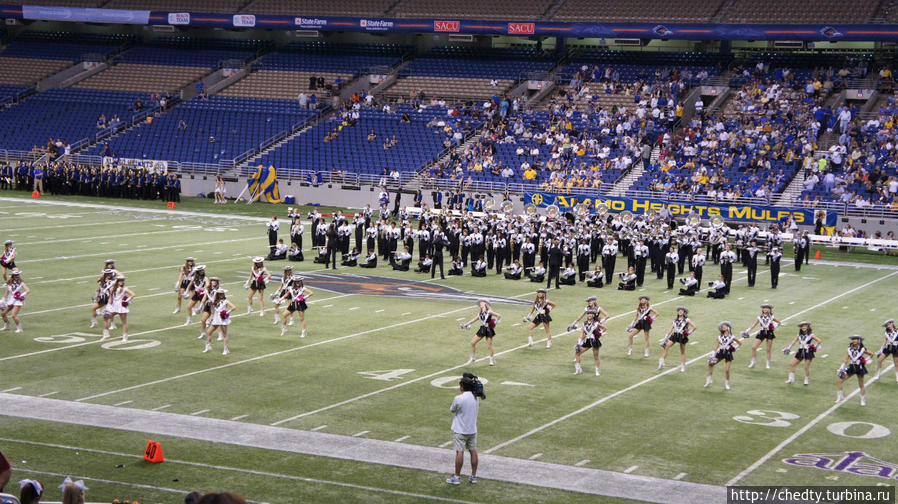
left=797, top=321, right=811, bottom=327
left=292, top=274, right=304, bottom=281
left=761, top=304, right=773, bottom=310
left=253, top=256, right=264, bottom=263
left=216, top=289, right=228, bottom=297
left=585, top=309, right=598, bottom=316
left=676, top=306, right=689, bottom=315
left=10, top=270, right=21, bottom=276
left=638, top=295, right=650, bottom=301
left=115, top=275, right=126, bottom=280
left=536, top=288, right=547, bottom=294
left=586, top=295, right=598, bottom=302
left=718, top=321, right=732, bottom=332
left=209, top=276, right=220, bottom=282
left=477, top=298, right=490, bottom=304
left=185, top=257, right=196, bottom=262
left=103, top=269, right=114, bottom=274
left=3, top=239, right=12, bottom=245
left=105, top=259, right=115, bottom=264
left=849, top=335, right=864, bottom=341
left=883, top=319, right=895, bottom=328
left=283, top=265, right=293, bottom=270
left=195, top=265, right=206, bottom=271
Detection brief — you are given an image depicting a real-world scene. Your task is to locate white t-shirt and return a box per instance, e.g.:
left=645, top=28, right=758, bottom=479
left=450, top=391, right=479, bottom=435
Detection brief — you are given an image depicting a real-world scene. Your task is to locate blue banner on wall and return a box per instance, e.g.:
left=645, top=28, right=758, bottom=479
left=5, top=4, right=898, bottom=41
left=524, top=191, right=838, bottom=226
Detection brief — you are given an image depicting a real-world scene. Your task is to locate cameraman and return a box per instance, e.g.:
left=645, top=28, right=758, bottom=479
left=447, top=376, right=480, bottom=485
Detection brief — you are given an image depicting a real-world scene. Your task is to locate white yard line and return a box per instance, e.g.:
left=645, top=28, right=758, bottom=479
left=394, top=435, right=410, bottom=442
left=529, top=453, right=543, bottom=460
left=311, top=425, right=328, bottom=432
left=726, top=363, right=896, bottom=486
left=113, top=400, right=133, bottom=406
left=230, top=414, right=250, bottom=421
left=353, top=430, right=370, bottom=437
left=0, top=438, right=476, bottom=504
left=482, top=270, right=898, bottom=455
left=14, top=224, right=255, bottom=246
left=624, top=465, right=638, bottom=474
left=674, top=473, right=687, bottom=480
left=151, top=404, right=171, bottom=411
left=37, top=391, right=59, bottom=397
left=190, top=409, right=210, bottom=416
left=575, top=460, right=591, bottom=467
left=18, top=236, right=262, bottom=264
left=1, top=386, right=22, bottom=392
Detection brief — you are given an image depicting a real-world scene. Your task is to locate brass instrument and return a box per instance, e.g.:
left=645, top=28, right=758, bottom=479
left=620, top=210, right=634, bottom=224
left=546, top=204, right=560, bottom=219
left=524, top=203, right=538, bottom=216
left=574, top=203, right=589, bottom=218
left=711, top=215, right=725, bottom=228
left=596, top=203, right=609, bottom=216
left=484, top=199, right=495, bottom=211
left=686, top=212, right=701, bottom=227
left=501, top=200, right=514, bottom=213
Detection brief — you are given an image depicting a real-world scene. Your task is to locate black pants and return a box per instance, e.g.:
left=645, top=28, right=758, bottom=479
left=603, top=255, right=615, bottom=280
left=635, top=257, right=646, bottom=286
left=794, top=250, right=804, bottom=271
left=666, top=263, right=676, bottom=289
left=694, top=265, right=703, bottom=287
left=577, top=255, right=589, bottom=281
left=707, top=289, right=726, bottom=299
left=747, top=259, right=757, bottom=287
left=546, top=264, right=560, bottom=288
left=326, top=247, right=337, bottom=269
left=679, top=286, right=697, bottom=296
left=770, top=261, right=780, bottom=288
left=431, top=255, right=444, bottom=278
left=721, top=262, right=733, bottom=294
left=268, top=230, right=277, bottom=254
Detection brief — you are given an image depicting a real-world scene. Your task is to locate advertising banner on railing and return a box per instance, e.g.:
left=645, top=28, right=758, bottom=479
left=524, top=191, right=838, bottom=226
left=6, top=5, right=898, bottom=41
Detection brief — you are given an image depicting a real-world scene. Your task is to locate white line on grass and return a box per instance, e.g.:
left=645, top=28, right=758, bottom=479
left=26, top=256, right=253, bottom=285
left=624, top=465, right=638, bottom=473
left=269, top=294, right=685, bottom=426
left=376, top=309, right=385, bottom=313
left=439, top=440, right=453, bottom=448
left=14, top=224, right=256, bottom=246
left=726, top=363, right=896, bottom=486
left=0, top=437, right=476, bottom=504
left=311, top=425, right=328, bottom=432
left=37, top=391, right=58, bottom=397
left=113, top=400, right=132, bottom=406
left=529, top=453, right=543, bottom=460
left=394, top=435, right=410, bottom=442
left=151, top=404, right=171, bottom=411
left=483, top=270, right=898, bottom=455
left=231, top=414, right=250, bottom=421
left=18, top=236, right=262, bottom=264
left=674, top=473, right=687, bottom=480
left=353, top=430, right=370, bottom=437
left=2, top=386, right=22, bottom=392
left=191, top=409, right=210, bottom=416
left=24, top=219, right=143, bottom=231
left=575, top=460, right=591, bottom=467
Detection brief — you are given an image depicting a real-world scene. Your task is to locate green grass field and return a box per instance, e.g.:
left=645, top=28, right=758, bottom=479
left=0, top=192, right=896, bottom=504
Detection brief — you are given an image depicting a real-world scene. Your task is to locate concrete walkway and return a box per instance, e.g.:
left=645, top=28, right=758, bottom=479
left=0, top=393, right=725, bottom=503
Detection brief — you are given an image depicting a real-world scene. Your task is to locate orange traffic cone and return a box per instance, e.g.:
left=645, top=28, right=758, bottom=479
left=31, top=191, right=40, bottom=198
left=814, top=250, right=821, bottom=260
left=143, top=440, right=164, bottom=463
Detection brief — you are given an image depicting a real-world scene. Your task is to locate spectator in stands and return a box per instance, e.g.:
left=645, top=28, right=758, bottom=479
left=178, top=119, right=188, bottom=131
left=309, top=94, right=317, bottom=110
left=298, top=92, right=307, bottom=109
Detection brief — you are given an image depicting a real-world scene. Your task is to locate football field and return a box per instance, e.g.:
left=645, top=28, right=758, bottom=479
left=1, top=193, right=897, bottom=504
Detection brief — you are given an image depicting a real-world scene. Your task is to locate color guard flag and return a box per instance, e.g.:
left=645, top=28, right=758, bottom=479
left=248, top=165, right=284, bottom=204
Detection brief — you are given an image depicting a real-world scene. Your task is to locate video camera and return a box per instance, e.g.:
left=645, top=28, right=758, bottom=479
left=462, top=372, right=486, bottom=400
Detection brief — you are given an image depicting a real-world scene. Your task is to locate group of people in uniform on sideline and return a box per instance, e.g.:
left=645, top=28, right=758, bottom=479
left=0, top=161, right=181, bottom=201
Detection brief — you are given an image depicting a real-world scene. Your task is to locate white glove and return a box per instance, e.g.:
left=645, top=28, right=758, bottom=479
left=243, top=281, right=250, bottom=290
left=626, top=324, right=634, bottom=332
left=566, top=323, right=578, bottom=332
left=459, top=323, right=471, bottom=330
left=522, top=316, right=532, bottom=323
left=493, top=319, right=500, bottom=326
left=782, top=346, right=792, bottom=355
left=182, top=292, right=190, bottom=299
left=740, top=330, right=750, bottom=339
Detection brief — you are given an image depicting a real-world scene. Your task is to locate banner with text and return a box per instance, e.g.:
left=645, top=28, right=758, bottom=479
left=524, top=191, right=838, bottom=226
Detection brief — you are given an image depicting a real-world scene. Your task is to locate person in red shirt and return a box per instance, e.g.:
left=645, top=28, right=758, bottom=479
left=0, top=448, right=11, bottom=492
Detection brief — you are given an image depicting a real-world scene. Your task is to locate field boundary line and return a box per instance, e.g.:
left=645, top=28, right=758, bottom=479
left=14, top=223, right=259, bottom=247
left=0, top=402, right=723, bottom=504
left=19, top=236, right=262, bottom=264
left=269, top=294, right=684, bottom=426
left=0, top=196, right=271, bottom=223
left=725, top=363, right=896, bottom=486
left=482, top=269, right=898, bottom=455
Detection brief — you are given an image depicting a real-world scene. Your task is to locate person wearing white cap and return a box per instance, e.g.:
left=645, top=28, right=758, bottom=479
left=837, top=335, right=874, bottom=405
left=1, top=270, right=29, bottom=333
left=196, top=277, right=220, bottom=341
left=245, top=257, right=271, bottom=316
left=744, top=304, right=782, bottom=369
left=460, top=299, right=502, bottom=366
left=625, top=295, right=658, bottom=357
left=782, top=321, right=821, bottom=385
left=1, top=239, right=16, bottom=282
left=205, top=289, right=235, bottom=355
left=278, top=275, right=313, bottom=338
left=270, top=266, right=295, bottom=325
left=172, top=257, right=196, bottom=314
left=567, top=296, right=610, bottom=333
left=875, top=319, right=898, bottom=381
left=574, top=310, right=606, bottom=376
left=659, top=307, right=696, bottom=372
left=183, top=265, right=208, bottom=326
left=103, top=275, right=134, bottom=342
left=523, top=289, right=556, bottom=348
left=89, top=269, right=116, bottom=328
left=705, top=321, right=741, bottom=389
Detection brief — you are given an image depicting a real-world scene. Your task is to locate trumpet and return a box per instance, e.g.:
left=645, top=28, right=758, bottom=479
left=501, top=200, right=514, bottom=213
left=525, top=203, right=538, bottom=216
left=711, top=215, right=725, bottom=229
left=546, top=205, right=560, bottom=219
left=686, top=212, right=701, bottom=227
left=620, top=210, right=634, bottom=224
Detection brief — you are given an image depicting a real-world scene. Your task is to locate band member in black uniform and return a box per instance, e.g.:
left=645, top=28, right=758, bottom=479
left=325, top=223, right=339, bottom=269
left=678, top=271, right=699, bottom=296
left=574, top=310, right=607, bottom=376
left=245, top=257, right=271, bottom=316
left=706, top=275, right=727, bottom=298
left=586, top=264, right=604, bottom=287
left=659, top=306, right=696, bottom=371
left=664, top=245, right=678, bottom=290
left=617, top=266, right=636, bottom=290
left=526, top=262, right=546, bottom=282
left=267, top=216, right=279, bottom=258
left=837, top=335, right=874, bottom=405
left=521, top=237, right=536, bottom=270
left=783, top=321, right=821, bottom=385
left=633, top=239, right=648, bottom=287
left=290, top=218, right=305, bottom=259
left=875, top=318, right=898, bottom=381
left=524, top=288, right=556, bottom=348
left=359, top=250, right=377, bottom=268
left=431, top=229, right=445, bottom=279
left=744, top=304, right=781, bottom=370
left=461, top=299, right=502, bottom=366
left=720, top=243, right=735, bottom=294
left=705, top=321, right=741, bottom=390
left=794, top=232, right=807, bottom=271
left=625, top=295, right=658, bottom=357
left=546, top=239, right=563, bottom=289
left=602, top=239, right=617, bottom=281
left=576, top=240, right=590, bottom=282
left=745, top=240, right=759, bottom=287
left=767, top=246, right=781, bottom=288
left=503, top=260, right=523, bottom=280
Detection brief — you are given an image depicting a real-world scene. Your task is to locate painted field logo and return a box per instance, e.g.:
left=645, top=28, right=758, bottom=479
left=508, top=22, right=535, bottom=35
left=434, top=20, right=460, bottom=32
left=783, top=451, right=898, bottom=480
left=287, top=273, right=531, bottom=305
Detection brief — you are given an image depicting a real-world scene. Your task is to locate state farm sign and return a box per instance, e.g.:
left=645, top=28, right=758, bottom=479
left=434, top=20, right=460, bottom=32
left=508, top=22, right=535, bottom=35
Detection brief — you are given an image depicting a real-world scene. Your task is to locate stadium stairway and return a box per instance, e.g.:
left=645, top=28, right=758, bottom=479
left=774, top=167, right=809, bottom=206
left=607, top=146, right=656, bottom=196
left=233, top=108, right=331, bottom=177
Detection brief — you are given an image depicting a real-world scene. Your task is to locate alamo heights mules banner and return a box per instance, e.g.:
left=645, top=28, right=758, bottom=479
left=524, top=191, right=838, bottom=226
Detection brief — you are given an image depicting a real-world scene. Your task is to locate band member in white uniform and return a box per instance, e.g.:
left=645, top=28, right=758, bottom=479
left=524, top=289, right=556, bottom=348
left=245, top=257, right=271, bottom=316
left=89, top=269, right=116, bottom=328
left=705, top=321, right=742, bottom=390
left=461, top=299, right=502, bottom=366
left=1, top=239, right=16, bottom=281
left=173, top=257, right=195, bottom=314
left=783, top=321, right=821, bottom=385
left=744, top=304, right=781, bottom=369
left=103, top=275, right=134, bottom=342
left=567, top=296, right=610, bottom=333
left=659, top=307, right=696, bottom=371
left=279, top=275, right=313, bottom=338
left=875, top=318, right=898, bottom=381
left=184, top=265, right=208, bottom=325
left=626, top=295, right=658, bottom=357
left=1, top=270, right=29, bottom=333
left=196, top=277, right=221, bottom=341
left=271, top=265, right=295, bottom=325
left=205, top=289, right=236, bottom=355
left=574, top=310, right=607, bottom=376
left=837, top=335, right=874, bottom=405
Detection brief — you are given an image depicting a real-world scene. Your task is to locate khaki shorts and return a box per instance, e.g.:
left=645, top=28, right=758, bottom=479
left=453, top=432, right=477, bottom=452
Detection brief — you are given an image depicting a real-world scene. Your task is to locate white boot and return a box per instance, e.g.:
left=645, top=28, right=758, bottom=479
left=528, top=335, right=534, bottom=347
left=288, top=317, right=294, bottom=326
left=680, top=363, right=686, bottom=372
left=724, top=380, right=731, bottom=390
left=704, top=375, right=713, bottom=388
left=658, top=357, right=665, bottom=370
left=836, top=390, right=844, bottom=402
left=574, top=363, right=582, bottom=375
left=203, top=343, right=212, bottom=353
left=246, top=305, right=252, bottom=314
left=173, top=306, right=180, bottom=314
left=860, top=394, right=866, bottom=407
left=14, top=324, right=22, bottom=333
left=281, top=325, right=287, bottom=337
left=197, top=331, right=206, bottom=340
left=217, top=333, right=223, bottom=341
left=468, top=352, right=475, bottom=364
left=595, top=367, right=601, bottom=376
left=644, top=348, right=649, bottom=358
left=184, top=316, right=192, bottom=326
left=89, top=318, right=97, bottom=328
left=301, top=329, right=307, bottom=338
left=259, top=309, right=264, bottom=317
left=786, top=372, right=795, bottom=384
left=627, top=344, right=633, bottom=356
left=546, top=340, right=552, bottom=349
left=102, top=329, right=109, bottom=340
left=122, top=333, right=128, bottom=343
left=222, top=345, right=230, bottom=355
left=489, top=357, right=495, bottom=366
left=748, top=357, right=756, bottom=368
left=273, top=313, right=280, bottom=325
left=109, top=321, right=116, bottom=330
left=765, top=360, right=771, bottom=370
left=804, top=376, right=809, bottom=386
left=0, top=322, right=7, bottom=331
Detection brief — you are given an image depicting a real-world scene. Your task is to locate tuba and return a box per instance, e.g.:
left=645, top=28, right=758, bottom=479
left=596, top=203, right=609, bottom=217
left=620, top=210, right=634, bottom=225
left=546, top=204, right=560, bottom=219
left=686, top=212, right=701, bottom=227
left=501, top=200, right=514, bottom=214
left=574, top=203, right=589, bottom=218
left=484, top=199, right=495, bottom=211
left=711, top=215, right=725, bottom=229
left=524, top=203, right=538, bottom=216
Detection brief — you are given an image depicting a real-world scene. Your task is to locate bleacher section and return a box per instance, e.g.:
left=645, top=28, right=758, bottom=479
left=0, top=84, right=31, bottom=103
left=0, top=88, right=155, bottom=151
left=396, top=0, right=552, bottom=21
left=0, top=57, right=70, bottom=85
left=725, top=0, right=878, bottom=23
left=258, top=106, right=460, bottom=177
left=104, top=0, right=245, bottom=12
left=2, top=30, right=129, bottom=61
left=88, top=96, right=317, bottom=164
left=552, top=0, right=724, bottom=22
left=387, top=47, right=556, bottom=100
left=728, top=53, right=871, bottom=88
left=247, top=0, right=395, bottom=16
left=73, top=64, right=207, bottom=94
